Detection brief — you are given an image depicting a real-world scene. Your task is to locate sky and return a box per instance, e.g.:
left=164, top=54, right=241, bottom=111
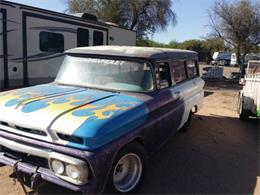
left=7, top=0, right=215, bottom=43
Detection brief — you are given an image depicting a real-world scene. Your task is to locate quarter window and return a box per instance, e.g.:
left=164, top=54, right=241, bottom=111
left=40, top=31, right=64, bottom=52
left=93, top=31, right=104, bottom=46
left=77, top=28, right=89, bottom=47
left=186, top=60, right=198, bottom=78
left=171, top=61, right=187, bottom=84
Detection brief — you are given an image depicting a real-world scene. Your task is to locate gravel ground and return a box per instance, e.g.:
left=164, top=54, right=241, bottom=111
left=0, top=66, right=259, bottom=194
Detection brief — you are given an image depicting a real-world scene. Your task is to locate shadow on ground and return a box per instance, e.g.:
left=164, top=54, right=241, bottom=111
left=204, top=90, right=214, bottom=97
left=36, top=114, right=259, bottom=194
left=141, top=114, right=259, bottom=194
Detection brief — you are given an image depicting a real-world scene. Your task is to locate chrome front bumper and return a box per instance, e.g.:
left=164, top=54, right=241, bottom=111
left=0, top=135, right=89, bottom=185
left=0, top=152, right=88, bottom=192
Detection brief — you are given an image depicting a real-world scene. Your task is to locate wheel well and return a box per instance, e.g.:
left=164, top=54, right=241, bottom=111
left=132, top=137, right=145, bottom=147
left=191, top=105, right=198, bottom=113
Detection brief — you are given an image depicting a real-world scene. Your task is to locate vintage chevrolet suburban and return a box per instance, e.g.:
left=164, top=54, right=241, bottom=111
left=0, top=46, right=204, bottom=194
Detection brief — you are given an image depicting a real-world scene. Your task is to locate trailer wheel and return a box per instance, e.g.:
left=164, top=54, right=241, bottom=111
left=239, top=109, right=250, bottom=121
left=239, top=97, right=250, bottom=121
left=104, top=142, right=146, bottom=194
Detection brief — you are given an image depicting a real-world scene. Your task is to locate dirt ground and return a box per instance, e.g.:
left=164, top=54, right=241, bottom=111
left=0, top=66, right=259, bottom=194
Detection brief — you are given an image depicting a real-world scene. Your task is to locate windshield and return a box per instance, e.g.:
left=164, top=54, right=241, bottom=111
left=55, top=55, right=154, bottom=92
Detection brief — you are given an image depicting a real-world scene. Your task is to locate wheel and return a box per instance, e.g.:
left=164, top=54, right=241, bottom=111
left=104, top=142, right=146, bottom=194
left=179, top=112, right=192, bottom=133
left=239, top=109, right=250, bottom=121
left=238, top=97, right=250, bottom=121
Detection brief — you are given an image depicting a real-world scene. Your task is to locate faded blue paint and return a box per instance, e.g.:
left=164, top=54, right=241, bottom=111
left=1, top=83, right=149, bottom=151
left=68, top=95, right=149, bottom=150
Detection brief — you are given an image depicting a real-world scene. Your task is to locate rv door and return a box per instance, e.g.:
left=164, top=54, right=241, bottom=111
left=0, top=11, right=4, bottom=90
left=0, top=9, right=8, bottom=91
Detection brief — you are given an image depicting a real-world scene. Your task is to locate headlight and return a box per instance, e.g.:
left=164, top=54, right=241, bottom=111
left=49, top=152, right=89, bottom=185
left=51, top=160, right=64, bottom=175
left=66, top=165, right=80, bottom=179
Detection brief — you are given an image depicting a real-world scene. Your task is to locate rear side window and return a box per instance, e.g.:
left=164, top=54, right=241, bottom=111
left=171, top=61, right=187, bottom=84
left=186, top=60, right=198, bottom=78
left=158, top=62, right=172, bottom=89
left=77, top=28, right=89, bottom=47
left=40, top=31, right=64, bottom=52
left=93, top=31, right=104, bottom=46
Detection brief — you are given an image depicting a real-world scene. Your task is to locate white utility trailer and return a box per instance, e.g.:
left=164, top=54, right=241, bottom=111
left=238, top=60, right=260, bottom=120
left=0, top=1, right=136, bottom=91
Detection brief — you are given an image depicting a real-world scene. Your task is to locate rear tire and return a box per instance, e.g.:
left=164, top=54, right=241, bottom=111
left=104, top=142, right=146, bottom=194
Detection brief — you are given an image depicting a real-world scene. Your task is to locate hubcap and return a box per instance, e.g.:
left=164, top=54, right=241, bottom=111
left=113, top=153, right=142, bottom=193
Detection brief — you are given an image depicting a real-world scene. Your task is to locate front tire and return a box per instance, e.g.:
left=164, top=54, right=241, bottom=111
left=104, top=142, right=146, bottom=194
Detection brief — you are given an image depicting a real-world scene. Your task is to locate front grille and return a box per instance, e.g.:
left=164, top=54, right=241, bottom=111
left=0, top=121, right=8, bottom=126
left=2, top=146, right=48, bottom=168
left=14, top=126, right=47, bottom=136
left=0, top=121, right=47, bottom=136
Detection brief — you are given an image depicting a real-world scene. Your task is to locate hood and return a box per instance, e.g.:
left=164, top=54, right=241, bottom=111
left=0, top=83, right=148, bottom=150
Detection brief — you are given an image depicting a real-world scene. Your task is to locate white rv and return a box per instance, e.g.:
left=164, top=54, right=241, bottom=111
left=0, top=1, right=136, bottom=91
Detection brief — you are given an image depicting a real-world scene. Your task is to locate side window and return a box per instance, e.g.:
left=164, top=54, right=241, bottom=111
left=171, top=61, right=187, bottom=84
left=40, top=31, right=64, bottom=52
left=158, top=62, right=172, bottom=89
left=186, top=60, right=198, bottom=78
left=93, top=31, right=104, bottom=46
left=77, top=28, right=89, bottom=47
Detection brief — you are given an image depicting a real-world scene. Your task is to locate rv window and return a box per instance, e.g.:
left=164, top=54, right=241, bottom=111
left=77, top=28, right=89, bottom=47
left=186, top=60, right=198, bottom=78
left=40, top=31, right=64, bottom=52
left=93, top=31, right=104, bottom=46
left=171, top=61, right=187, bottom=84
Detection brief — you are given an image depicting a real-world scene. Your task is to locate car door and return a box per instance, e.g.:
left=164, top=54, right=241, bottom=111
left=147, top=62, right=185, bottom=147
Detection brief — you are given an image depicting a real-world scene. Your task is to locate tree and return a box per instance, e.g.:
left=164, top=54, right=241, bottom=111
left=208, top=0, right=260, bottom=66
left=65, top=0, right=176, bottom=39
left=168, top=40, right=180, bottom=48
left=202, top=37, right=229, bottom=63
left=136, top=38, right=229, bottom=62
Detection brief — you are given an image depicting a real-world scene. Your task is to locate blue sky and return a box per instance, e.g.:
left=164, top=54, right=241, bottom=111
left=8, top=0, right=215, bottom=43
